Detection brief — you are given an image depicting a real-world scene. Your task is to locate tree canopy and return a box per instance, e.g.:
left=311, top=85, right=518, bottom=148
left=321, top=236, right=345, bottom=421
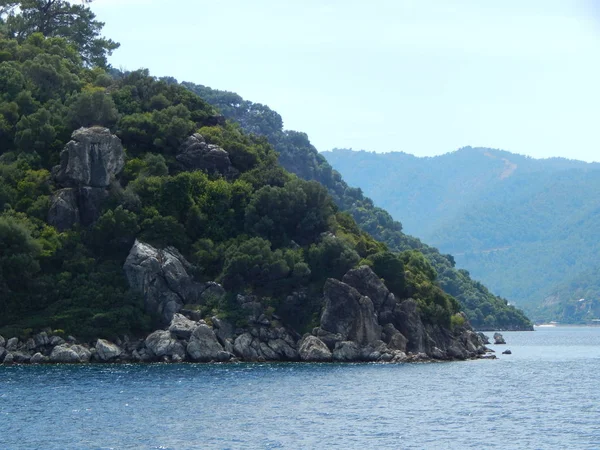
left=0, top=0, right=118, bottom=66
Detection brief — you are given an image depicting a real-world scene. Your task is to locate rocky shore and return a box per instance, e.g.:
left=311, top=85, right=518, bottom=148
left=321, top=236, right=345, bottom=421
left=1, top=241, right=496, bottom=365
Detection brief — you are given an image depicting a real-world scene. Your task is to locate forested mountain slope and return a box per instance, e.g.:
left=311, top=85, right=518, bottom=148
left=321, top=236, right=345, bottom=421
left=323, top=148, right=600, bottom=322
left=0, top=0, right=481, bottom=352
left=182, top=84, right=532, bottom=330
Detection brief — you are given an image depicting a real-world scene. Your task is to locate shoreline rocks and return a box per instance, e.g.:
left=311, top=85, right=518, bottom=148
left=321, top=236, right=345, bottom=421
left=1, top=262, right=496, bottom=366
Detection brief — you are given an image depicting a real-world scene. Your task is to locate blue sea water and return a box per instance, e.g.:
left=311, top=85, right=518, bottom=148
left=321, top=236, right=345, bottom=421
left=1, top=327, right=600, bottom=449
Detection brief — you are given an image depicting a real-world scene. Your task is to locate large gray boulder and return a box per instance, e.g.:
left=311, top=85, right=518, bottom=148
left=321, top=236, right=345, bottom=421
left=186, top=324, right=230, bottom=362
left=233, top=333, right=259, bottom=361
left=5, top=337, right=18, bottom=351
left=124, top=240, right=222, bottom=325
left=95, top=339, right=122, bottom=361
left=494, top=333, right=506, bottom=344
left=298, top=335, right=332, bottom=362
left=319, top=278, right=382, bottom=346
left=176, top=133, right=236, bottom=177
left=54, top=127, right=124, bottom=188
left=0, top=335, right=5, bottom=348
left=168, top=313, right=198, bottom=340
left=49, top=344, right=90, bottom=363
left=144, top=330, right=184, bottom=359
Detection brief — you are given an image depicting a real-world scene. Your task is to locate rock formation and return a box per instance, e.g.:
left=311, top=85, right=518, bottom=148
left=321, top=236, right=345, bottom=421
left=176, top=133, right=237, bottom=178
left=494, top=332, right=506, bottom=344
left=2, top=261, right=492, bottom=365
left=48, top=127, right=125, bottom=231
left=123, top=240, right=225, bottom=325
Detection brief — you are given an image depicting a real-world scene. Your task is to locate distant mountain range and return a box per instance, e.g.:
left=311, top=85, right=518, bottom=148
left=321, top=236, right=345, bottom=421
left=323, top=147, right=600, bottom=322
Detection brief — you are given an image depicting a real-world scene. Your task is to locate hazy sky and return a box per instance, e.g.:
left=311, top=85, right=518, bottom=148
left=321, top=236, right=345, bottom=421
left=91, top=0, right=600, bottom=162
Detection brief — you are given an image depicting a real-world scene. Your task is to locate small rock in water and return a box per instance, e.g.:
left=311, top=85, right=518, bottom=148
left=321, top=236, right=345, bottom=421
left=493, top=333, right=506, bottom=344
left=502, top=349, right=512, bottom=355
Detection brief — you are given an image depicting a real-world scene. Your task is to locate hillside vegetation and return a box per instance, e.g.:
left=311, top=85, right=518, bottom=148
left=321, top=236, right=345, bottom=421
left=0, top=1, right=472, bottom=339
left=182, top=84, right=532, bottom=330
left=323, top=147, right=600, bottom=322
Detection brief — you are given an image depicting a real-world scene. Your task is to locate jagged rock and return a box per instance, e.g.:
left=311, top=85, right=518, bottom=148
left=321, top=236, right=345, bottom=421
left=342, top=265, right=395, bottom=311
left=71, top=345, right=91, bottom=362
left=312, top=328, right=343, bottom=350
left=502, top=349, right=512, bottom=355
left=176, top=133, right=236, bottom=177
left=394, top=299, right=427, bottom=354
left=493, top=333, right=506, bottom=344
left=0, top=335, right=4, bottom=347
left=430, top=347, right=446, bottom=359
left=30, top=352, right=47, bottom=364
left=233, top=333, right=259, bottom=361
left=462, top=330, right=485, bottom=354
left=477, top=332, right=490, bottom=345
left=95, top=339, right=122, bottom=361
left=319, top=279, right=382, bottom=345
left=49, top=336, right=65, bottom=347
left=168, top=313, right=197, bottom=340
left=3, top=353, right=14, bottom=364
left=332, top=341, right=361, bottom=361
left=144, top=330, right=184, bottom=359
left=48, top=188, right=80, bottom=231
left=33, top=332, right=49, bottom=348
left=186, top=324, right=230, bottom=362
left=390, top=350, right=408, bottom=362
left=267, top=338, right=298, bottom=360
left=0, top=347, right=5, bottom=361
left=50, top=344, right=88, bottom=363
left=299, top=335, right=332, bottom=361
left=6, top=337, right=18, bottom=351
left=124, top=240, right=220, bottom=325
left=212, top=317, right=235, bottom=346
left=382, top=323, right=408, bottom=352
left=54, top=127, right=125, bottom=188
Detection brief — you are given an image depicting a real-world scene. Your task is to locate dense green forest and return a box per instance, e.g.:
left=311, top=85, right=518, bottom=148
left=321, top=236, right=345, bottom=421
left=0, top=1, right=473, bottom=338
left=181, top=84, right=531, bottom=330
left=323, top=148, right=600, bottom=322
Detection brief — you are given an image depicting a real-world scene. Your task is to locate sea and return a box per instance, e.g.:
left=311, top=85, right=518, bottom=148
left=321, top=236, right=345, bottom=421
left=1, top=326, right=600, bottom=449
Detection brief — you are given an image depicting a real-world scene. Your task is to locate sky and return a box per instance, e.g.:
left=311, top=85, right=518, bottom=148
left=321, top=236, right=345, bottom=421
left=90, top=0, right=600, bottom=162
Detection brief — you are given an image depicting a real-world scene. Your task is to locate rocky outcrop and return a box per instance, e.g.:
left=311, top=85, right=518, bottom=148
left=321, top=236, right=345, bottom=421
left=311, top=265, right=487, bottom=361
left=494, top=333, right=506, bottom=344
left=54, top=127, right=124, bottom=188
left=48, top=127, right=124, bottom=231
left=186, top=324, right=230, bottom=362
left=319, top=278, right=381, bottom=345
left=176, top=133, right=237, bottom=178
left=144, top=330, right=185, bottom=360
left=3, top=261, right=491, bottom=365
left=123, top=240, right=225, bottom=325
left=49, top=344, right=91, bottom=363
left=168, top=313, right=198, bottom=339
left=298, top=335, right=332, bottom=362
left=95, top=339, right=122, bottom=361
